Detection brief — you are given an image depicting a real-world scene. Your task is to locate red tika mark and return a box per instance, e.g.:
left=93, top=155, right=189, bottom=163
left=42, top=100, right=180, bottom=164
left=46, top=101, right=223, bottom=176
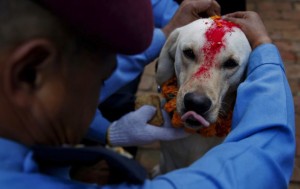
left=193, top=16, right=238, bottom=79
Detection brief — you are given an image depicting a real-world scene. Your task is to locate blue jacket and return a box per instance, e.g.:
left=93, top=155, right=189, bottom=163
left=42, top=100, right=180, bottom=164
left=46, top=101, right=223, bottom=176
left=88, top=0, right=179, bottom=143
left=0, top=44, right=295, bottom=188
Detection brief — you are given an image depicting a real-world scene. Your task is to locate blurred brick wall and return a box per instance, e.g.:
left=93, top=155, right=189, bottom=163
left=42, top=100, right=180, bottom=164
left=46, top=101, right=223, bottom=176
left=137, top=0, right=300, bottom=187
left=246, top=0, right=300, bottom=187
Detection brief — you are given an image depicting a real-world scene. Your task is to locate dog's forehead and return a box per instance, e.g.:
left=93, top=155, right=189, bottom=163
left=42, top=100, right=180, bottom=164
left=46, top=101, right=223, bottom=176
left=178, top=19, right=214, bottom=46
left=179, top=19, right=219, bottom=49
left=177, top=18, right=250, bottom=79
left=178, top=18, right=245, bottom=49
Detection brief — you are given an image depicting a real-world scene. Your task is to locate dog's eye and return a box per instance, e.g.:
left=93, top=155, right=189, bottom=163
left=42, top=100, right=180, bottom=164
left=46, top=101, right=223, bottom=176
left=223, top=59, right=238, bottom=69
left=183, top=49, right=195, bottom=60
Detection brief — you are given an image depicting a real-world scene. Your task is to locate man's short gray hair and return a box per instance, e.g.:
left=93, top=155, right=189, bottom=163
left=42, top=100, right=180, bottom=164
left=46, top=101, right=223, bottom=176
left=0, top=0, right=69, bottom=50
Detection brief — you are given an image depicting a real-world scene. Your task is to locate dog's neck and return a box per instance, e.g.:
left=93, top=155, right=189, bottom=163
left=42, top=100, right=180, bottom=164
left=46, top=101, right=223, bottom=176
left=221, top=90, right=237, bottom=114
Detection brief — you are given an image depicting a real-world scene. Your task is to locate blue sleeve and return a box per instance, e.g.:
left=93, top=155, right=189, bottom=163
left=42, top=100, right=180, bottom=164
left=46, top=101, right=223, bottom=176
left=86, top=109, right=111, bottom=144
left=151, top=0, right=179, bottom=28
left=98, top=44, right=295, bottom=189
left=100, top=29, right=166, bottom=102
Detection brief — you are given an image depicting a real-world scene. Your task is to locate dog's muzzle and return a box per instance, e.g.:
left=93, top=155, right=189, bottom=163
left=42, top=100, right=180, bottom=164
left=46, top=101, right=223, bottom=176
left=181, top=92, right=212, bottom=129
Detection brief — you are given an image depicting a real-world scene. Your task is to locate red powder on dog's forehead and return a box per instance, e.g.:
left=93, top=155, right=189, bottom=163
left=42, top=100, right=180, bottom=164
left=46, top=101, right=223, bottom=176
left=193, top=16, right=238, bottom=79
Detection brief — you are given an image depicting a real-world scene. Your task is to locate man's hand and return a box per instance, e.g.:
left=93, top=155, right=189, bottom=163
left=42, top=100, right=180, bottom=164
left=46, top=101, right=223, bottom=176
left=223, top=11, right=272, bottom=49
left=162, top=0, right=221, bottom=37
left=107, top=105, right=189, bottom=147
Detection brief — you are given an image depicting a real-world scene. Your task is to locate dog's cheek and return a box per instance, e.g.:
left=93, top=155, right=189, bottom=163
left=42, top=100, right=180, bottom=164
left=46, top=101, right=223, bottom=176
left=174, top=59, right=182, bottom=80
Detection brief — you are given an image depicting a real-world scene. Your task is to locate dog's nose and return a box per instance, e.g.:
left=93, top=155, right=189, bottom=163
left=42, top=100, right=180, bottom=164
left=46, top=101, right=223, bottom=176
left=184, top=92, right=212, bottom=116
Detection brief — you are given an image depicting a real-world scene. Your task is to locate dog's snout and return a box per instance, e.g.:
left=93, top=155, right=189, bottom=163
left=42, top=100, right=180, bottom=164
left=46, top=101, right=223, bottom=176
left=184, top=93, right=212, bottom=116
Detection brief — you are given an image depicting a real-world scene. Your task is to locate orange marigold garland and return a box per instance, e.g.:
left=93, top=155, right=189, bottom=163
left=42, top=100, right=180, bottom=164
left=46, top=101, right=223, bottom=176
left=171, top=110, right=183, bottom=128
left=161, top=76, right=233, bottom=137
left=161, top=76, right=178, bottom=113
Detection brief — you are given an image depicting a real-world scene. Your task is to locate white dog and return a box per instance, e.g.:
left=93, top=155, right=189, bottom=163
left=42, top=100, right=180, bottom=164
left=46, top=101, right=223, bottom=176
left=156, top=17, right=251, bottom=173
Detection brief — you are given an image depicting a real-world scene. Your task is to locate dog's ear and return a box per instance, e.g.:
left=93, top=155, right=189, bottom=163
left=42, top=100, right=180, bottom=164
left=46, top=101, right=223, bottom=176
left=156, top=29, right=180, bottom=85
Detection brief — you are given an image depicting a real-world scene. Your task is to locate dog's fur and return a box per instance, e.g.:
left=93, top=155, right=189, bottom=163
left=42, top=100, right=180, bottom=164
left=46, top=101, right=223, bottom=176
left=156, top=18, right=251, bottom=173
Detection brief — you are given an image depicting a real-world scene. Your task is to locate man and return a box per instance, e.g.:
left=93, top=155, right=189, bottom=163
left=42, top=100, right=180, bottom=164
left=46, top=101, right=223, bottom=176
left=0, top=0, right=295, bottom=188
left=0, top=0, right=154, bottom=187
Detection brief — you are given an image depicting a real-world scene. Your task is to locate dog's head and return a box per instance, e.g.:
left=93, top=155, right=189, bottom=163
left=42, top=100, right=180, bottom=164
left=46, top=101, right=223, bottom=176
left=156, top=18, right=251, bottom=131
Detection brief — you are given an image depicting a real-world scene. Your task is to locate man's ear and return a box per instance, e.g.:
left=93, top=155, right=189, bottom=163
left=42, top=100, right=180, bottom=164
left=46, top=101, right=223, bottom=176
left=3, top=39, right=57, bottom=107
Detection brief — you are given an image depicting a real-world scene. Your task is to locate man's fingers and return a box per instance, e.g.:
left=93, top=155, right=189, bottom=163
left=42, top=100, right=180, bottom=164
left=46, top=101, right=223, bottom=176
left=160, top=128, right=190, bottom=140
left=147, top=123, right=189, bottom=140
left=135, top=105, right=157, bottom=122
left=191, top=0, right=213, bottom=12
left=161, top=109, right=172, bottom=128
left=194, top=0, right=221, bottom=17
left=222, top=14, right=246, bottom=28
left=223, top=11, right=247, bottom=19
left=222, top=16, right=241, bottom=25
left=185, top=0, right=214, bottom=17
left=209, top=0, right=221, bottom=16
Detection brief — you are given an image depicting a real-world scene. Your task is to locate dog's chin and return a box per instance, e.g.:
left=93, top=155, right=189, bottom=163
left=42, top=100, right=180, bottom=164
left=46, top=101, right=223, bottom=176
left=184, top=121, right=206, bottom=131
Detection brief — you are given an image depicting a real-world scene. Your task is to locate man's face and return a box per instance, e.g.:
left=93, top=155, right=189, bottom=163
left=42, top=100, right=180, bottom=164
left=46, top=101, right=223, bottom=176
left=36, top=44, right=116, bottom=145
left=65, top=49, right=116, bottom=143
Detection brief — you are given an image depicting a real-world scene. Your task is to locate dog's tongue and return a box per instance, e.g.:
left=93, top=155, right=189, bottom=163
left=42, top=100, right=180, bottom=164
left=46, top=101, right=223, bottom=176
left=181, top=111, right=210, bottom=127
